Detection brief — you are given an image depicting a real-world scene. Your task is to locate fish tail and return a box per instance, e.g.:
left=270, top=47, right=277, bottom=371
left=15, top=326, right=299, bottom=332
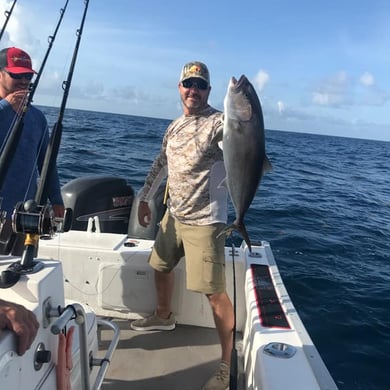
left=263, top=154, right=273, bottom=173
left=217, top=224, right=234, bottom=239
left=217, top=222, right=252, bottom=252
left=237, top=223, right=252, bottom=253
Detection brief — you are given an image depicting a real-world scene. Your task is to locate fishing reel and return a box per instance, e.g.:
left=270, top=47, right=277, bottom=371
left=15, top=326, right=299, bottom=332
left=12, top=200, right=54, bottom=236
left=0, top=200, right=49, bottom=289
left=11, top=200, right=72, bottom=237
left=0, top=200, right=72, bottom=289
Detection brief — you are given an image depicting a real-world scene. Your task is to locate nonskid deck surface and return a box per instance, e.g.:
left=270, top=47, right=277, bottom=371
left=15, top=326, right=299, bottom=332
left=99, top=319, right=243, bottom=390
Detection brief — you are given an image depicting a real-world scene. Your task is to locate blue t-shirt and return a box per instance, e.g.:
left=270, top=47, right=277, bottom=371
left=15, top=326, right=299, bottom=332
left=0, top=99, right=63, bottom=216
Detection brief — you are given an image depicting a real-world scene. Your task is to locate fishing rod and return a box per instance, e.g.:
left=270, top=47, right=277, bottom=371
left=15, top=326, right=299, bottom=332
left=0, top=0, right=70, bottom=190
left=229, top=243, right=238, bottom=390
left=0, top=0, right=72, bottom=288
left=0, top=0, right=17, bottom=42
left=30, top=0, right=69, bottom=98
left=14, top=0, right=90, bottom=269
left=35, top=0, right=89, bottom=206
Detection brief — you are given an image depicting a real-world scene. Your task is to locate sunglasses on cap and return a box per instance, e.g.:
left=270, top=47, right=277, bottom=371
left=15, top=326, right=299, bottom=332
left=181, top=78, right=208, bottom=90
left=3, top=69, right=34, bottom=81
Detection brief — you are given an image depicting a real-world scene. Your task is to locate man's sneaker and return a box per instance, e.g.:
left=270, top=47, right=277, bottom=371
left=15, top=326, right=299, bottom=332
left=202, top=361, right=230, bottom=390
left=130, top=312, right=176, bottom=331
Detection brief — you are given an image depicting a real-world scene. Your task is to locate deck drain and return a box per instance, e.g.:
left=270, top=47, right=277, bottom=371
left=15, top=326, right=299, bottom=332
left=263, top=342, right=296, bottom=359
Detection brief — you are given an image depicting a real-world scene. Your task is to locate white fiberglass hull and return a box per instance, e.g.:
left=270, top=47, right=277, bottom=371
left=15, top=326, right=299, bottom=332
left=38, top=227, right=337, bottom=390
left=0, top=255, right=118, bottom=390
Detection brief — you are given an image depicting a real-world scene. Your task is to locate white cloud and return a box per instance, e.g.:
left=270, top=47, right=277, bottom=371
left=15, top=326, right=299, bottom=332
left=253, top=69, right=270, bottom=92
left=277, top=100, right=285, bottom=114
left=311, top=71, right=351, bottom=107
left=360, top=72, right=375, bottom=87
left=312, top=92, right=331, bottom=105
left=0, top=1, right=40, bottom=52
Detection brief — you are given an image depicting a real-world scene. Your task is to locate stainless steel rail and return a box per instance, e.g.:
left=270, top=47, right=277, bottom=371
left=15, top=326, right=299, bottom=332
left=92, top=318, right=120, bottom=390
left=51, top=304, right=120, bottom=390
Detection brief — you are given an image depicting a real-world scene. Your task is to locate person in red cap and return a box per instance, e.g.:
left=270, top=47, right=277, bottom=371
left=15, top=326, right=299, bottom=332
left=0, top=47, right=64, bottom=255
left=131, top=61, right=233, bottom=390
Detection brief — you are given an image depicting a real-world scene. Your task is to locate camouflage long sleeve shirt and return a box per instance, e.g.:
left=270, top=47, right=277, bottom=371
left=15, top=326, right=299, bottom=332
left=139, top=106, right=228, bottom=225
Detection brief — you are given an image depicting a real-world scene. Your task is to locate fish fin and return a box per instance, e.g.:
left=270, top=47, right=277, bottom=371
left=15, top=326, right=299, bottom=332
left=263, top=154, right=273, bottom=173
left=217, top=177, right=228, bottom=189
left=217, top=225, right=233, bottom=239
left=217, top=222, right=253, bottom=252
left=210, top=126, right=223, bottom=145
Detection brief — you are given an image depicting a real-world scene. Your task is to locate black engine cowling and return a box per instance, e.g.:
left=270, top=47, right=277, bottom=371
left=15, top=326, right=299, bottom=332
left=61, top=175, right=166, bottom=239
left=61, top=175, right=134, bottom=234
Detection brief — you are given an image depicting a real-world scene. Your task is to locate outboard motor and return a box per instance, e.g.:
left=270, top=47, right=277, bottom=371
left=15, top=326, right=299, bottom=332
left=62, top=175, right=134, bottom=234
left=128, top=185, right=166, bottom=240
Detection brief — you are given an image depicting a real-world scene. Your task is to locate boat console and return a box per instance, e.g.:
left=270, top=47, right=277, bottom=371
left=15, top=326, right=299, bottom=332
left=0, top=194, right=119, bottom=389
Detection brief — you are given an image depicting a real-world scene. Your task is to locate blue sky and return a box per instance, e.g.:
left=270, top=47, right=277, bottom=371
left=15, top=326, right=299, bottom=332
left=1, top=0, right=389, bottom=141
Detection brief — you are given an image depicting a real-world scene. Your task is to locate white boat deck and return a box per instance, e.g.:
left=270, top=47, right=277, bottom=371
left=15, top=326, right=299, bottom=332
left=0, top=226, right=337, bottom=389
left=99, top=320, right=244, bottom=390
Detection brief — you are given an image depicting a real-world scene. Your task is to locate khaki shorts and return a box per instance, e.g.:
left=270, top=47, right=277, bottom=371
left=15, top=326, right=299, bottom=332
left=149, top=211, right=226, bottom=294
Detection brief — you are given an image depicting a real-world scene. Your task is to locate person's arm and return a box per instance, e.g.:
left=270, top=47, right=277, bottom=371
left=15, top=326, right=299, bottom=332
left=137, top=130, right=169, bottom=226
left=0, top=299, right=39, bottom=355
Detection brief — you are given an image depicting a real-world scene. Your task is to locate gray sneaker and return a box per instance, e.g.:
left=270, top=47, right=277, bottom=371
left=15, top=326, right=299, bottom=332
left=130, top=312, right=176, bottom=331
left=202, top=361, right=230, bottom=390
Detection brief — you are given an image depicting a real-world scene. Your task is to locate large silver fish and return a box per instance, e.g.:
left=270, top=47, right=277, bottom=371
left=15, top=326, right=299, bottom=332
left=221, top=75, right=271, bottom=251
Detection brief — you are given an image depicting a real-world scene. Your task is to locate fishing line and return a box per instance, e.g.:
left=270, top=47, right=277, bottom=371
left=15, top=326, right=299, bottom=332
left=20, top=0, right=70, bottom=206
left=22, top=0, right=90, bottom=268
left=35, top=0, right=90, bottom=205
left=0, top=0, right=17, bottom=42
left=29, top=0, right=69, bottom=98
left=15, top=0, right=90, bottom=271
left=229, top=242, right=238, bottom=390
left=0, top=0, right=70, bottom=191
left=0, top=0, right=86, bottom=287
left=0, top=89, right=29, bottom=153
left=23, top=124, right=51, bottom=205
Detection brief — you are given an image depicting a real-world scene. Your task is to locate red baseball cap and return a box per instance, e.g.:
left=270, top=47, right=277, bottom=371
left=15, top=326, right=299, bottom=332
left=0, top=47, right=36, bottom=74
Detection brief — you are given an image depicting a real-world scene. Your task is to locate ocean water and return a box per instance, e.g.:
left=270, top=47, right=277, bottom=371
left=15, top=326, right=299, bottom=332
left=41, top=106, right=390, bottom=390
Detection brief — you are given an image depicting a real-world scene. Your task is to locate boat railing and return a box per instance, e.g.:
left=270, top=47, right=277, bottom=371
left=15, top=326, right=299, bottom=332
left=50, top=303, right=120, bottom=390
left=92, top=318, right=121, bottom=390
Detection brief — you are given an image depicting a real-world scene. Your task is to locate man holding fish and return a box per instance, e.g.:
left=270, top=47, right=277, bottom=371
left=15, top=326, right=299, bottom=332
left=131, top=61, right=270, bottom=390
